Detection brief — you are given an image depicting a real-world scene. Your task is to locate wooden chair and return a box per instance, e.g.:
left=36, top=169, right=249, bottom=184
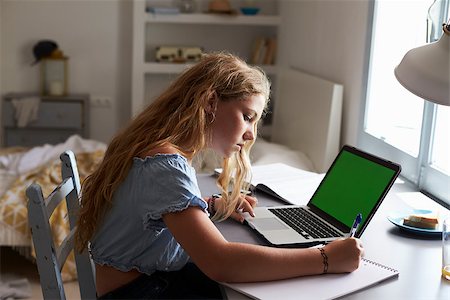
left=27, top=150, right=96, bottom=300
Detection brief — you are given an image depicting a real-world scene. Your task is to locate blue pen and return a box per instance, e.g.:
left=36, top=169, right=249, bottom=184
left=349, top=213, right=362, bottom=237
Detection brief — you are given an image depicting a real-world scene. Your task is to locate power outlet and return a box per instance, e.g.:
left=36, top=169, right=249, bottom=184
left=91, top=96, right=112, bottom=108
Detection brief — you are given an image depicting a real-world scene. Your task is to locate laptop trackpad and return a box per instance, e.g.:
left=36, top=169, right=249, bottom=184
left=252, top=218, right=289, bottom=231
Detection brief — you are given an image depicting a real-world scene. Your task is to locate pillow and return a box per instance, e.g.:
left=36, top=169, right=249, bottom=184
left=251, top=139, right=315, bottom=172
left=193, top=139, right=315, bottom=174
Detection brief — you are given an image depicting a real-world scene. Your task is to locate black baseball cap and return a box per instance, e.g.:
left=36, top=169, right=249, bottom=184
left=32, top=40, right=58, bottom=65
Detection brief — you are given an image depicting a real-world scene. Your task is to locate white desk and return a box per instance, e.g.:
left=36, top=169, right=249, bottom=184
left=197, top=174, right=450, bottom=299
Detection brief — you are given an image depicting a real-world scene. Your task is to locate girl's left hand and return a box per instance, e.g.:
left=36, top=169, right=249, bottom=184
left=230, top=194, right=258, bottom=223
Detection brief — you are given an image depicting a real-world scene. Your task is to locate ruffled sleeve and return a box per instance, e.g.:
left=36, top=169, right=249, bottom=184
left=133, top=154, right=208, bottom=228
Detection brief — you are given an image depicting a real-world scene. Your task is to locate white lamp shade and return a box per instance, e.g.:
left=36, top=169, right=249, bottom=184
left=394, top=30, right=450, bottom=106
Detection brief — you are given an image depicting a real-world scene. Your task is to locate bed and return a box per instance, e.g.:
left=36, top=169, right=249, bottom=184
left=0, top=68, right=343, bottom=281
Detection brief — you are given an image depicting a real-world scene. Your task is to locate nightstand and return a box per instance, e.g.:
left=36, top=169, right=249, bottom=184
left=2, top=93, right=90, bottom=147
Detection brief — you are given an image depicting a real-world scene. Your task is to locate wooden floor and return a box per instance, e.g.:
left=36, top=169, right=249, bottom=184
left=0, top=246, right=80, bottom=299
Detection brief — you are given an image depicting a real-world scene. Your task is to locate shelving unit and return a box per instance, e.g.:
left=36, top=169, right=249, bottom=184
left=132, top=0, right=280, bottom=134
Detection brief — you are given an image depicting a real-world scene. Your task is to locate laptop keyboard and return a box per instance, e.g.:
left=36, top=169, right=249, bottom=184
left=269, top=207, right=343, bottom=239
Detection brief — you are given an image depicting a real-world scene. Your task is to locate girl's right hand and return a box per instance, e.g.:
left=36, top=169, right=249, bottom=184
left=323, top=238, right=364, bottom=273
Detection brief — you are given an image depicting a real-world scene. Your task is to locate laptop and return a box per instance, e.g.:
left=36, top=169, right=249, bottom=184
left=244, top=145, right=401, bottom=247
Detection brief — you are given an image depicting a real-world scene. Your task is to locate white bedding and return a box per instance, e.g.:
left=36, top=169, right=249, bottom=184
left=0, top=135, right=106, bottom=197
left=0, top=135, right=106, bottom=176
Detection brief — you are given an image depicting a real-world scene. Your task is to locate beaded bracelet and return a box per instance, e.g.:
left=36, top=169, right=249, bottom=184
left=319, top=247, right=329, bottom=274
left=207, top=194, right=219, bottom=217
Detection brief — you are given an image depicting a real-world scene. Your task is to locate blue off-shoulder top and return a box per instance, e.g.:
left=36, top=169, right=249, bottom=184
left=90, top=154, right=207, bottom=275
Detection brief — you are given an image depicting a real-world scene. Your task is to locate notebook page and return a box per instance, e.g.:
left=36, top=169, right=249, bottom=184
left=250, top=163, right=324, bottom=205
left=223, top=258, right=399, bottom=300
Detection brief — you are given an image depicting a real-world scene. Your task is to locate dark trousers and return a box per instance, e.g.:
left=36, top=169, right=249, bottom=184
left=97, top=263, right=225, bottom=299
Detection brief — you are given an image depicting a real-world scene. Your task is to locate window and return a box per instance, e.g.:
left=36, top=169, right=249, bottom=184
left=360, top=0, right=450, bottom=205
left=431, top=106, right=450, bottom=175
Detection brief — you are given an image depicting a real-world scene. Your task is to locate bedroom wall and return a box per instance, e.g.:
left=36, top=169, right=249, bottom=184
left=278, top=0, right=371, bottom=146
left=0, top=0, right=371, bottom=148
left=0, top=0, right=132, bottom=144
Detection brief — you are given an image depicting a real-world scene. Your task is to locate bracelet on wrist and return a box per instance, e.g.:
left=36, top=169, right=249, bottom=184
left=207, top=194, right=220, bottom=217
left=319, top=247, right=329, bottom=274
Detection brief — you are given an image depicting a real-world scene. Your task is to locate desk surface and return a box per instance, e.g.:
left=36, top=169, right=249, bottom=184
left=197, top=174, right=450, bottom=300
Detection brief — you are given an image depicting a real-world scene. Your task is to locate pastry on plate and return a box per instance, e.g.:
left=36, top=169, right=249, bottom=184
left=403, top=213, right=438, bottom=229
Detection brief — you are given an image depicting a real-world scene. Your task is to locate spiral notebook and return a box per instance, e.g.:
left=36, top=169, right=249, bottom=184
left=224, top=258, right=399, bottom=300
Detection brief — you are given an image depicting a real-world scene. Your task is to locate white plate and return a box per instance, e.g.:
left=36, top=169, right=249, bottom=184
left=387, top=209, right=441, bottom=236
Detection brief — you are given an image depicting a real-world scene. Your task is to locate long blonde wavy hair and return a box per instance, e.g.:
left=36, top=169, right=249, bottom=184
left=75, top=52, right=270, bottom=253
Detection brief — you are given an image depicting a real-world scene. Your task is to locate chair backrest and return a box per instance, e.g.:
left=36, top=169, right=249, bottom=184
left=27, top=150, right=96, bottom=300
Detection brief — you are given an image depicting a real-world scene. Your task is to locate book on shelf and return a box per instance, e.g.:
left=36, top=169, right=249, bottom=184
left=263, top=37, right=277, bottom=65
left=250, top=37, right=277, bottom=65
left=250, top=37, right=266, bottom=65
left=215, top=163, right=324, bottom=206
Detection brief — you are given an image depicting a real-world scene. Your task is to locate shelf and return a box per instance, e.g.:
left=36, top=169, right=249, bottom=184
left=144, top=13, right=281, bottom=26
left=132, top=0, right=280, bottom=120
left=142, top=62, right=277, bottom=75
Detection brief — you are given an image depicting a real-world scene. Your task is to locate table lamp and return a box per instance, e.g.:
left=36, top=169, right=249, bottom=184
left=394, top=22, right=450, bottom=106
left=395, top=21, right=450, bottom=281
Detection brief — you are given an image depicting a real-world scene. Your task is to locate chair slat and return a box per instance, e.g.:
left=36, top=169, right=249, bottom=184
left=56, top=227, right=76, bottom=271
left=45, top=178, right=73, bottom=216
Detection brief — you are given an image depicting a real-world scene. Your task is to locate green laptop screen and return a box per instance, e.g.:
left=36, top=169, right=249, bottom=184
left=310, top=149, right=397, bottom=229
